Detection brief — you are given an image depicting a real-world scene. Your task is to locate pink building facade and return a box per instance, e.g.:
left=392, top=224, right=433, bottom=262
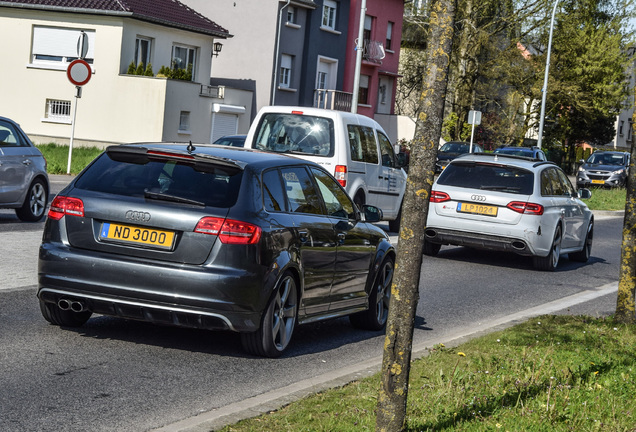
left=343, top=0, right=404, bottom=119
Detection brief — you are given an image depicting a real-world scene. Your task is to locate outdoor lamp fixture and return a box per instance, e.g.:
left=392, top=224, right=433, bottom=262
left=536, top=0, right=560, bottom=149
left=213, top=42, right=223, bottom=57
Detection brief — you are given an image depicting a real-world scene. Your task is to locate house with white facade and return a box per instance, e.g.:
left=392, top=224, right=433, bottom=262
left=0, top=0, right=252, bottom=147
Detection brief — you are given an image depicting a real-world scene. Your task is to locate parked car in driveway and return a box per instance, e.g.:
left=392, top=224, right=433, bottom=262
left=213, top=134, right=246, bottom=147
left=424, top=153, right=593, bottom=271
left=493, top=145, right=547, bottom=161
left=436, top=141, right=484, bottom=173
left=0, top=116, right=49, bottom=221
left=576, top=151, right=630, bottom=188
left=37, top=143, right=395, bottom=357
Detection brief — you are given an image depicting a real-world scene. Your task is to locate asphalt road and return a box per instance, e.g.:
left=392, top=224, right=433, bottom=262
left=0, top=175, right=623, bottom=432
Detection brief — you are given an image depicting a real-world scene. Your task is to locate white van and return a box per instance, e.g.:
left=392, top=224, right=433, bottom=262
left=245, top=106, right=407, bottom=231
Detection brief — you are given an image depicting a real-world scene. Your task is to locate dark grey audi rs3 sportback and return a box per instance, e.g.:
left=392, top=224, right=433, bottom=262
left=37, top=143, right=395, bottom=357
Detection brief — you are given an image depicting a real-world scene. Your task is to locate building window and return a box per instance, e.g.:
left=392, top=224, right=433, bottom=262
left=317, top=71, right=327, bottom=89
left=619, top=121, right=624, bottom=136
left=179, top=111, right=190, bottom=132
left=287, top=6, right=296, bottom=23
left=628, top=121, right=633, bottom=142
left=172, top=45, right=197, bottom=80
left=45, top=99, right=71, bottom=122
left=358, top=75, right=370, bottom=105
left=280, top=54, right=293, bottom=88
left=364, top=15, right=372, bottom=42
left=31, top=26, right=95, bottom=66
left=135, top=37, right=152, bottom=69
left=322, top=0, right=337, bottom=30
left=386, top=22, right=394, bottom=51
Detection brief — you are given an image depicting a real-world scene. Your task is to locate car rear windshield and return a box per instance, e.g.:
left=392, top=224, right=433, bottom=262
left=438, top=162, right=534, bottom=195
left=74, top=152, right=242, bottom=208
left=252, top=113, right=335, bottom=157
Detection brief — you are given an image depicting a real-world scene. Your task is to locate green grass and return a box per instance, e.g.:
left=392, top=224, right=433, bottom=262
left=221, top=315, right=636, bottom=432
left=37, top=143, right=103, bottom=175
left=584, top=188, right=627, bottom=211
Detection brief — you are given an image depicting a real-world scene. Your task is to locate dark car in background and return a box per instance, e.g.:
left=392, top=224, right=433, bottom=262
left=493, top=146, right=547, bottom=161
left=0, top=116, right=49, bottom=221
left=213, top=134, right=246, bottom=147
left=576, top=151, right=630, bottom=188
left=37, top=143, right=395, bottom=357
left=436, top=141, right=484, bottom=173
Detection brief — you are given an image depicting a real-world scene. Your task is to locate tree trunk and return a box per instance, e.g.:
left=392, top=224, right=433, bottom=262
left=375, top=0, right=457, bottom=430
left=615, top=88, right=636, bottom=324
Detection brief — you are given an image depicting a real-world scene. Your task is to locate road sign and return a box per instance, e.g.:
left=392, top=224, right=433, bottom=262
left=468, top=110, right=482, bottom=125
left=66, top=59, right=92, bottom=86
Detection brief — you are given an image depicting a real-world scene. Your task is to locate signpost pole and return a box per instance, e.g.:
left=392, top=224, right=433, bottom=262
left=468, top=110, right=481, bottom=153
left=67, top=86, right=81, bottom=174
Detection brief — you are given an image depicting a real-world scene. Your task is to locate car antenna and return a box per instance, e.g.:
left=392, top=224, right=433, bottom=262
left=187, top=141, right=196, bottom=154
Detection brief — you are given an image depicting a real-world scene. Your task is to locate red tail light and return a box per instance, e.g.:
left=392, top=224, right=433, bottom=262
left=195, top=217, right=262, bottom=244
left=334, top=165, right=347, bottom=187
left=430, top=190, right=451, bottom=203
left=506, top=201, right=544, bottom=215
left=48, top=196, right=85, bottom=220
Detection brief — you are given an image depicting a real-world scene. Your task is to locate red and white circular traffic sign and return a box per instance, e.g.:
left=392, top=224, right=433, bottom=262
left=66, top=59, right=92, bottom=86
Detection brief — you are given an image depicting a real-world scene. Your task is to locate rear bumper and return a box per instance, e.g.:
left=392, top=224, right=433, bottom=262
left=38, top=242, right=270, bottom=332
left=424, top=227, right=536, bottom=256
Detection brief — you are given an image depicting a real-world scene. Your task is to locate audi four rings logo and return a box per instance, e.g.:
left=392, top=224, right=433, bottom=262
left=471, top=195, right=487, bottom=202
left=125, top=210, right=151, bottom=222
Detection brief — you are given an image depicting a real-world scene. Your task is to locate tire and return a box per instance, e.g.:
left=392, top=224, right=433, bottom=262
left=533, top=225, right=562, bottom=271
left=16, top=178, right=48, bottom=222
left=39, top=298, right=92, bottom=327
left=241, top=272, right=298, bottom=358
left=423, top=238, right=441, bottom=257
left=388, top=204, right=402, bottom=233
left=350, top=256, right=394, bottom=331
left=569, top=220, right=593, bottom=263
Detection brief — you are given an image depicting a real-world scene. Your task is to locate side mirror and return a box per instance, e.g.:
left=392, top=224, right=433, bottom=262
left=578, top=159, right=585, bottom=164
left=578, top=188, right=592, bottom=199
left=362, top=205, right=383, bottom=223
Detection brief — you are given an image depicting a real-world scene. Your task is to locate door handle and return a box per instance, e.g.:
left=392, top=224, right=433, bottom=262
left=299, top=231, right=309, bottom=243
left=337, top=233, right=345, bottom=245
left=22, top=159, right=32, bottom=166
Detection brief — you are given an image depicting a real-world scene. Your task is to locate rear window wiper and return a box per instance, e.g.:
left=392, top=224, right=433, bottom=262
left=480, top=185, right=521, bottom=191
left=144, top=190, right=205, bottom=207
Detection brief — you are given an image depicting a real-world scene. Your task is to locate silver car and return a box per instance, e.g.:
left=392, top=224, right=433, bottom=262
left=0, top=116, right=49, bottom=221
left=425, top=153, right=593, bottom=271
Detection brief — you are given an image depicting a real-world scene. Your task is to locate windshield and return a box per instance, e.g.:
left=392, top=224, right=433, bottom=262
left=494, top=148, right=531, bottom=157
left=587, top=153, right=626, bottom=166
left=439, top=142, right=469, bottom=154
left=253, top=113, right=334, bottom=157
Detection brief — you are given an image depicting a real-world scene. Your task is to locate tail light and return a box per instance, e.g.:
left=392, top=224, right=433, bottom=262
left=430, top=190, right=451, bottom=203
left=48, top=196, right=85, bottom=220
left=195, top=217, right=262, bottom=244
left=334, top=165, right=347, bottom=187
left=507, top=201, right=544, bottom=215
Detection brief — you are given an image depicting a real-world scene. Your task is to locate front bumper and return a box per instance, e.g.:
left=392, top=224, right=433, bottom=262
left=577, top=172, right=625, bottom=188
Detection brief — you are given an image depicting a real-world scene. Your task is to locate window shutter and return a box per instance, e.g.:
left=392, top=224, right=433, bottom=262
left=33, top=26, right=96, bottom=58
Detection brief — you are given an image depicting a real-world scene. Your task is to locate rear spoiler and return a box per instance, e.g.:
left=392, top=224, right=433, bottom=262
left=105, top=145, right=246, bottom=174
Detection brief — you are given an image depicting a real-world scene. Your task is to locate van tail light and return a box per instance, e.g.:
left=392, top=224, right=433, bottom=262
left=334, top=165, right=347, bottom=187
left=195, top=217, right=262, bottom=244
left=430, top=190, right=451, bottom=203
left=506, top=201, right=544, bottom=215
left=48, top=196, right=85, bottom=220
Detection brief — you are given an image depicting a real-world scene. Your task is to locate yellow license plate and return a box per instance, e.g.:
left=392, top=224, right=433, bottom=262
left=591, top=179, right=605, bottom=184
left=99, top=223, right=175, bottom=249
left=457, top=202, right=498, bottom=217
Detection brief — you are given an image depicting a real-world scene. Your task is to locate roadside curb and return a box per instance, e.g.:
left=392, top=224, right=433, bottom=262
left=151, top=282, right=618, bottom=432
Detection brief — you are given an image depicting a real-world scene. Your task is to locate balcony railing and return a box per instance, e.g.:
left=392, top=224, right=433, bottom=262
left=200, top=85, right=225, bottom=98
left=314, top=89, right=353, bottom=112
left=363, top=39, right=386, bottom=64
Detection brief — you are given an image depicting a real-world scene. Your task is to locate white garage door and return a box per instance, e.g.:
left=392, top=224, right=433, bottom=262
left=210, top=113, right=238, bottom=143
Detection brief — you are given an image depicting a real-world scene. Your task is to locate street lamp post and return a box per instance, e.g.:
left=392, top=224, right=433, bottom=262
left=536, top=0, right=560, bottom=149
